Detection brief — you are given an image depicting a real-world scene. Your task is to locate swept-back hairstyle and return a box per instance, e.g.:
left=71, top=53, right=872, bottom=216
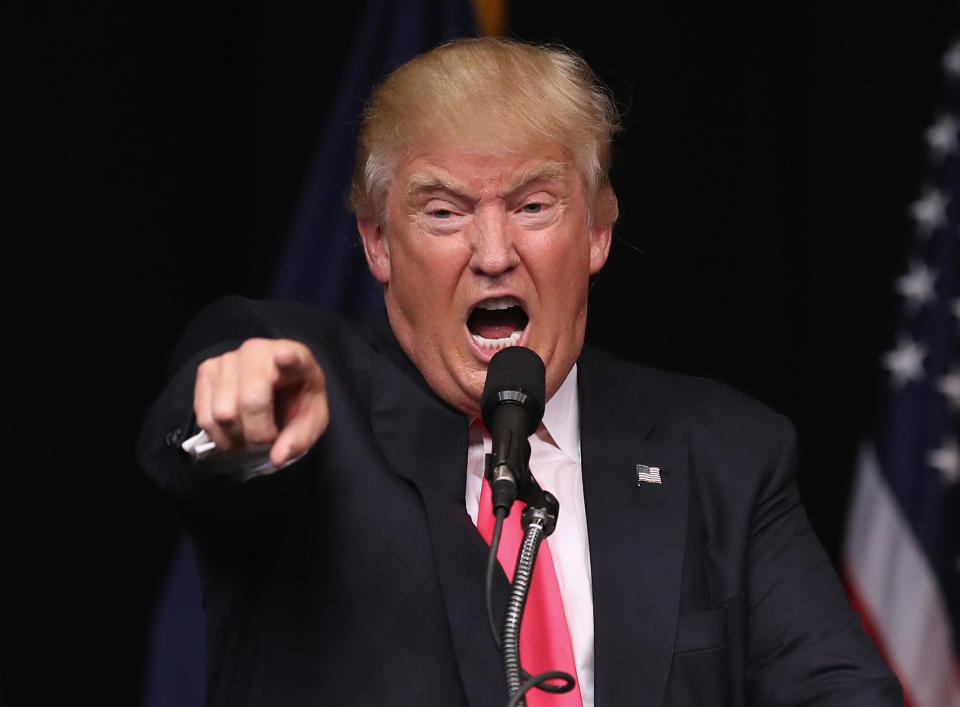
left=349, top=37, right=620, bottom=227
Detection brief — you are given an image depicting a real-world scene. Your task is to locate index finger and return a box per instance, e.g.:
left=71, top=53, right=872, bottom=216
left=272, top=343, right=320, bottom=385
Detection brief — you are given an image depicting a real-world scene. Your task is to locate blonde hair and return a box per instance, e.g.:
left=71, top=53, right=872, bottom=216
left=349, top=37, right=620, bottom=226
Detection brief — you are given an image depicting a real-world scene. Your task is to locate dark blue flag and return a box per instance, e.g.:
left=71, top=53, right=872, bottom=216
left=144, top=3, right=477, bottom=705
left=270, top=0, right=479, bottom=318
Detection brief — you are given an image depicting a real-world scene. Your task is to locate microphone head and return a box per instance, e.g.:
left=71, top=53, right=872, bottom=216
left=480, top=346, right=546, bottom=435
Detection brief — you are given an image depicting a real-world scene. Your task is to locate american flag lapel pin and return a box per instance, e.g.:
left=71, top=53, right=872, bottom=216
left=636, top=464, right=662, bottom=485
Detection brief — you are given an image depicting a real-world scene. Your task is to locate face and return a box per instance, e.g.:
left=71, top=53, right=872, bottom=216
left=357, top=138, right=612, bottom=417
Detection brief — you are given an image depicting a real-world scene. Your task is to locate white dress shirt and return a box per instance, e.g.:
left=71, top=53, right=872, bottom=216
left=465, top=364, right=595, bottom=707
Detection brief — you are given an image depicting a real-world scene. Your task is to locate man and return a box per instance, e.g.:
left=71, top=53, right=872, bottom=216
left=139, top=38, right=901, bottom=705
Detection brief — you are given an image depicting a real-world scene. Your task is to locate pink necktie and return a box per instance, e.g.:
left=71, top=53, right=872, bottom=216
left=478, top=476, right=583, bottom=706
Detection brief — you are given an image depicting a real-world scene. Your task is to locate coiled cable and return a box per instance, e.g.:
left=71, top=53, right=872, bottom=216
left=485, top=509, right=575, bottom=706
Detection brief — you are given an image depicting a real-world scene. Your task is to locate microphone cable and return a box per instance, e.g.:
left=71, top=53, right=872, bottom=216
left=484, top=508, right=576, bottom=705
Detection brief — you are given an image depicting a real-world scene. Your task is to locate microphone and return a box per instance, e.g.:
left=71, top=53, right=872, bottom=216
left=480, top=346, right=546, bottom=514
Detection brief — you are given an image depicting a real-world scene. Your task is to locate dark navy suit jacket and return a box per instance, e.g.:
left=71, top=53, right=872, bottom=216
left=138, top=296, right=901, bottom=706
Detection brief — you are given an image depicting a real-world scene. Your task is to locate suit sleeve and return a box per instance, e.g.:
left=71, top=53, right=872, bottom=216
left=743, top=414, right=903, bottom=705
left=136, top=296, right=310, bottom=522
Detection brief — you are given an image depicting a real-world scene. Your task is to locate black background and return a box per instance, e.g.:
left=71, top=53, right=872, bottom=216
left=5, top=1, right=957, bottom=704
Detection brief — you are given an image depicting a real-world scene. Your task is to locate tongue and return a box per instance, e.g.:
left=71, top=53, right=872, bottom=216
left=468, top=307, right=526, bottom=340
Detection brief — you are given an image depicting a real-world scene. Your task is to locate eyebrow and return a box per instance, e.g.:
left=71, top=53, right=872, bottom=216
left=403, top=161, right=570, bottom=204
left=505, top=162, right=568, bottom=194
left=403, top=173, right=470, bottom=203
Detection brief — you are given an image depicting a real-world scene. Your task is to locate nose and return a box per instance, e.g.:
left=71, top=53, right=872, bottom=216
left=468, top=208, right=519, bottom=278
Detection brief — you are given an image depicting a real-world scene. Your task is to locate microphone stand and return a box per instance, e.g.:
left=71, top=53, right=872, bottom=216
left=485, top=455, right=564, bottom=707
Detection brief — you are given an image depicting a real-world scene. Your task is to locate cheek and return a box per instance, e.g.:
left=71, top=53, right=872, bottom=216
left=389, top=246, right=467, bottom=324
left=542, top=237, right=591, bottom=281
left=546, top=249, right=591, bottom=312
left=397, top=231, right=468, bottom=273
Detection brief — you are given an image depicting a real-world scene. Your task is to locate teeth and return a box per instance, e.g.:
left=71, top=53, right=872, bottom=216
left=472, top=330, right=523, bottom=350
left=476, top=296, right=520, bottom=311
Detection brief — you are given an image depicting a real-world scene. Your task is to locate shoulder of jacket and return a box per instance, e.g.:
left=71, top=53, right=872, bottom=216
left=579, top=345, right=790, bottom=451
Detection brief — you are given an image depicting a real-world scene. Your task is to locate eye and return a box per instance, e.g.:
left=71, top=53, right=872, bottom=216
left=429, top=208, right=454, bottom=219
left=521, top=203, right=543, bottom=214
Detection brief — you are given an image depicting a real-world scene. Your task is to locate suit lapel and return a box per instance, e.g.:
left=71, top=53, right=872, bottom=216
left=368, top=340, right=509, bottom=706
left=579, top=349, right=689, bottom=706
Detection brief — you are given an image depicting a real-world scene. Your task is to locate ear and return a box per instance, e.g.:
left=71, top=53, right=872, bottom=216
left=357, top=217, right=391, bottom=284
left=588, top=220, right=612, bottom=275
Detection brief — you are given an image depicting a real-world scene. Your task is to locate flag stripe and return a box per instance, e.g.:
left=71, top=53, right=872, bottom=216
left=844, top=444, right=960, bottom=707
left=843, top=571, right=918, bottom=707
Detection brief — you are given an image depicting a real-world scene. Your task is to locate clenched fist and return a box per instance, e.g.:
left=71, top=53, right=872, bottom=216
left=193, top=338, right=329, bottom=468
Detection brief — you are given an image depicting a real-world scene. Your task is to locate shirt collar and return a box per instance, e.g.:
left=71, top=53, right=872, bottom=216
left=467, top=362, right=581, bottom=464
left=539, top=363, right=581, bottom=464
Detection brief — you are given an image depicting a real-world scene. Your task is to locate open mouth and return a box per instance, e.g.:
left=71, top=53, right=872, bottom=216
left=467, top=296, right=529, bottom=350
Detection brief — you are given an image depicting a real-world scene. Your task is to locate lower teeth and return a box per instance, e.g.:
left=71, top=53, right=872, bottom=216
left=472, top=330, right=523, bottom=349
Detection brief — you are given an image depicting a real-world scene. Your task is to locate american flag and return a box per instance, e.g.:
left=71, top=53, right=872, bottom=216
left=843, top=37, right=960, bottom=707
left=636, top=463, right=663, bottom=485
